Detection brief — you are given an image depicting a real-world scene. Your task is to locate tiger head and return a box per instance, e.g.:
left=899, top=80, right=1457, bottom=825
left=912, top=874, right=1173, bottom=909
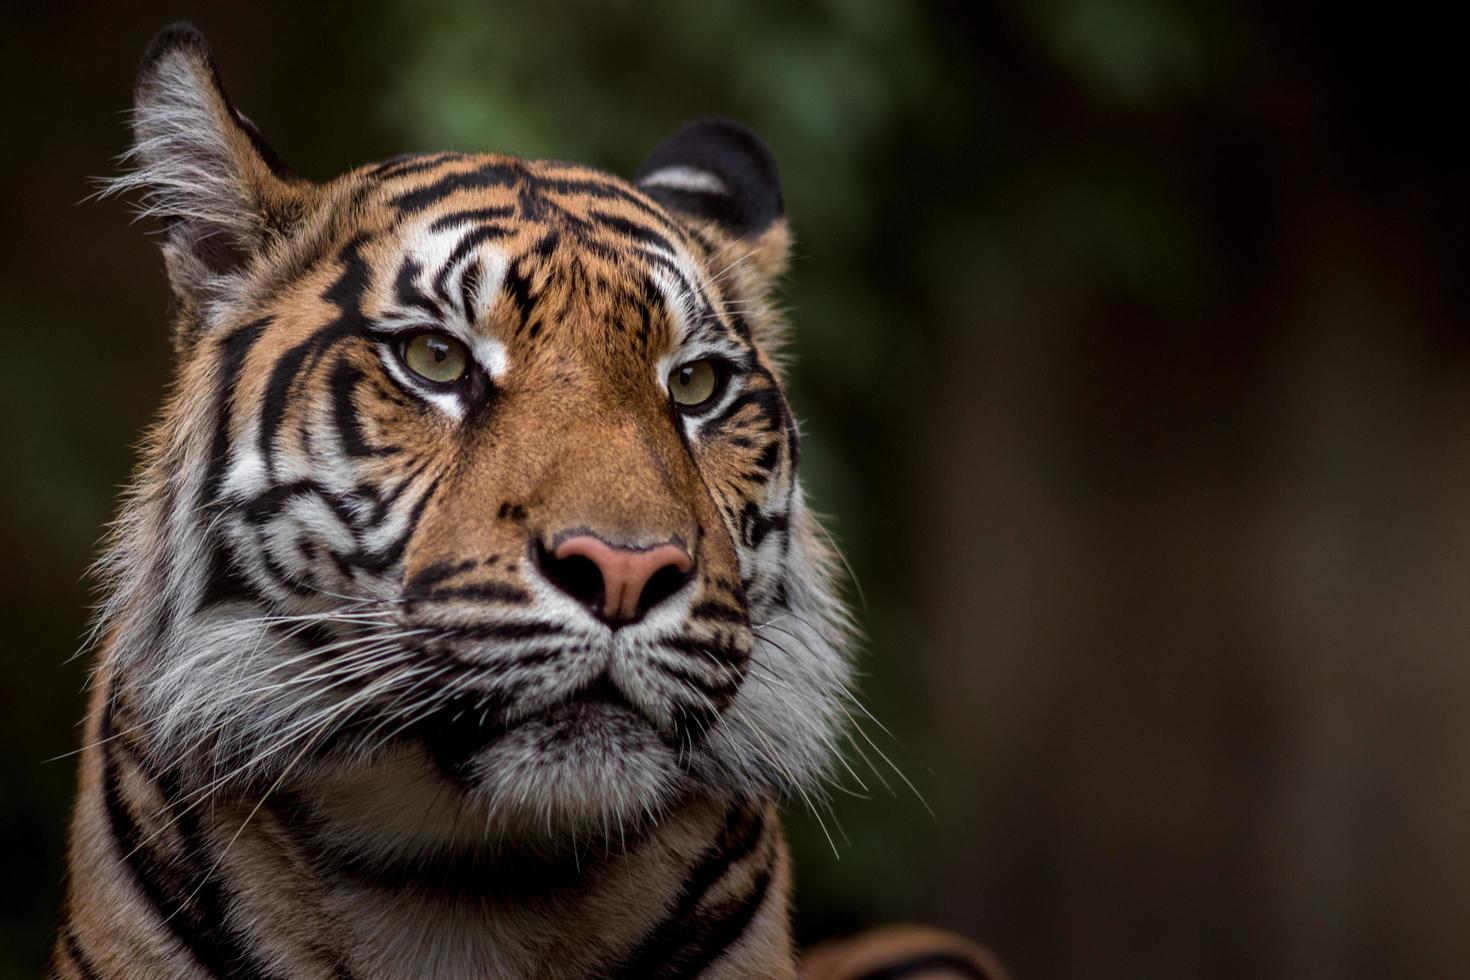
left=98, top=26, right=850, bottom=842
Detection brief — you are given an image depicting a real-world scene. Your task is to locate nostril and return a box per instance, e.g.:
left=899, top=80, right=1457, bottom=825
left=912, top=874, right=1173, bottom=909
left=638, top=562, right=691, bottom=617
left=535, top=544, right=605, bottom=612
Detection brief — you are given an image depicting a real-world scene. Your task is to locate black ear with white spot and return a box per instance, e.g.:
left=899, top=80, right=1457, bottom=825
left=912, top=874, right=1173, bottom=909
left=109, top=24, right=315, bottom=333
left=636, top=119, right=791, bottom=294
left=636, top=118, right=784, bottom=238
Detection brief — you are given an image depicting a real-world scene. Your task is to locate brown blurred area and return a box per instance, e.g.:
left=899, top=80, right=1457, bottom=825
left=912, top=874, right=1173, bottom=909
left=1, top=2, right=1466, bottom=977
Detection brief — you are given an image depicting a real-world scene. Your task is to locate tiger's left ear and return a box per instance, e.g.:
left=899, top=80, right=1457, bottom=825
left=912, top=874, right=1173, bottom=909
left=636, top=118, right=791, bottom=294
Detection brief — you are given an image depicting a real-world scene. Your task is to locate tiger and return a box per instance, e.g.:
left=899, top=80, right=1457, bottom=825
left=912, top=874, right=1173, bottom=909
left=50, top=23, right=1003, bottom=980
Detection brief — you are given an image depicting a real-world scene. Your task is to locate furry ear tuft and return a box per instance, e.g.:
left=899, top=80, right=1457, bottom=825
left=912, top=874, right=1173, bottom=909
left=106, top=23, right=311, bottom=325
left=637, top=118, right=791, bottom=290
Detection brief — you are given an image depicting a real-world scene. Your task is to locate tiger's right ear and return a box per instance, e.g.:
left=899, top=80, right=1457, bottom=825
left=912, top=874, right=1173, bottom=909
left=635, top=119, right=790, bottom=295
left=111, top=24, right=315, bottom=322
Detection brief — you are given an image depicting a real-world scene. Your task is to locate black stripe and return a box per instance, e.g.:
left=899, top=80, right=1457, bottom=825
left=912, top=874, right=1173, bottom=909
left=390, top=157, right=688, bottom=244
left=57, top=922, right=101, bottom=980
left=502, top=644, right=575, bottom=668
left=689, top=600, right=748, bottom=625
left=587, top=209, right=679, bottom=256
left=241, top=479, right=359, bottom=528
left=684, top=224, right=719, bottom=258
left=653, top=658, right=741, bottom=700
left=604, top=806, right=768, bottom=979
left=699, top=382, right=788, bottom=438
left=725, top=307, right=754, bottom=341
left=443, top=619, right=562, bottom=642
left=740, top=503, right=789, bottom=549
left=660, top=634, right=751, bottom=668
left=427, top=205, right=515, bottom=231
left=330, top=358, right=396, bottom=458
left=530, top=227, right=561, bottom=259
left=752, top=436, right=781, bottom=473
left=432, top=224, right=514, bottom=304
left=500, top=261, right=537, bottom=331
left=531, top=174, right=690, bottom=242
left=459, top=258, right=483, bottom=323
left=391, top=162, right=519, bottom=213
left=393, top=257, right=441, bottom=317
left=371, top=152, right=466, bottom=181
left=849, top=951, right=996, bottom=980
left=202, top=316, right=270, bottom=507
left=254, top=523, right=316, bottom=598
left=653, top=864, right=773, bottom=978
left=410, top=582, right=536, bottom=606
left=259, top=237, right=373, bottom=474
left=99, top=704, right=283, bottom=979
left=360, top=458, right=431, bottom=525
left=335, top=471, right=442, bottom=575
left=196, top=540, right=266, bottom=612
left=625, top=246, right=706, bottom=322
left=405, top=559, right=478, bottom=592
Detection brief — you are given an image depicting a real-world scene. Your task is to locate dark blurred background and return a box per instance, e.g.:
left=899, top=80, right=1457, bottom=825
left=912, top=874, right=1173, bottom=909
left=3, top=2, right=1467, bottom=976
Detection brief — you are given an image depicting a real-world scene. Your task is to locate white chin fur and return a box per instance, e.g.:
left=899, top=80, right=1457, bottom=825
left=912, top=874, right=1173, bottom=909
left=301, top=718, right=686, bottom=859
left=457, top=707, right=684, bottom=839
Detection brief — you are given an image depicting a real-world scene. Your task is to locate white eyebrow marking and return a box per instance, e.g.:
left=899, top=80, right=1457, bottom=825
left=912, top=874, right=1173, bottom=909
left=369, top=221, right=516, bottom=421
left=390, top=220, right=512, bottom=377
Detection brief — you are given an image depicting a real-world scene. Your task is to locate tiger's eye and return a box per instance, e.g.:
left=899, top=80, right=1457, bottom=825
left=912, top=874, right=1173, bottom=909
left=668, top=359, right=719, bottom=407
left=402, top=332, right=468, bottom=384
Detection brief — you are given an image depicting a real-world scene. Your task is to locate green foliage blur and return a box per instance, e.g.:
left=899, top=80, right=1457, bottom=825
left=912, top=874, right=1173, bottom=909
left=3, top=2, right=1466, bottom=977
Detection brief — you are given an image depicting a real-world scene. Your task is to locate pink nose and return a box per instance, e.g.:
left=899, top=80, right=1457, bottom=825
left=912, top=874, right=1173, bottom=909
left=549, top=535, right=693, bottom=623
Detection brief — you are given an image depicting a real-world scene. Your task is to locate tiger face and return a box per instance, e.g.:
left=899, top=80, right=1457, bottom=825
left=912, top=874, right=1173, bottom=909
left=100, top=26, right=848, bottom=842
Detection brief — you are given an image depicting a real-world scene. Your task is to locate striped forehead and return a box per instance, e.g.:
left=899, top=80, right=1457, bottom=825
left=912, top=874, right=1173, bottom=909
left=394, top=215, right=510, bottom=326
left=366, top=154, right=745, bottom=351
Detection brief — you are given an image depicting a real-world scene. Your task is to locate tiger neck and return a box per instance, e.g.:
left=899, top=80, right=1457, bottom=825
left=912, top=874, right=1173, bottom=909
left=61, top=688, right=798, bottom=980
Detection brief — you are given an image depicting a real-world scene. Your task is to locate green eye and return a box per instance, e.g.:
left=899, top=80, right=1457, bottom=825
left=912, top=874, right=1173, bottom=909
left=402, top=332, right=469, bottom=385
left=669, top=359, right=721, bottom=408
